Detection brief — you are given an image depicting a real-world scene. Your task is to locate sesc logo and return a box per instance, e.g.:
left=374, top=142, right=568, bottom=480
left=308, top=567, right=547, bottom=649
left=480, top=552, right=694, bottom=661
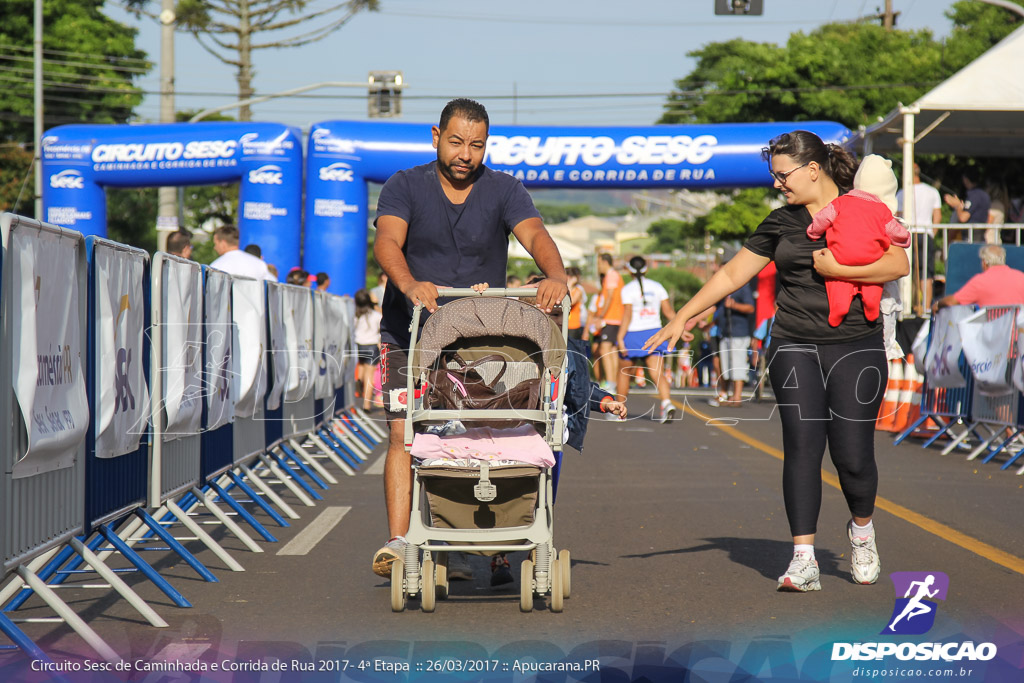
left=248, top=164, right=283, bottom=185
left=883, top=571, right=949, bottom=635
left=319, top=162, right=354, bottom=182
left=49, top=169, right=84, bottom=190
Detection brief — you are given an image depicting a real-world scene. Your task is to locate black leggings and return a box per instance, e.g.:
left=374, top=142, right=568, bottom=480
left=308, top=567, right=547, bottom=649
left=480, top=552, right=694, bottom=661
left=767, top=334, right=887, bottom=537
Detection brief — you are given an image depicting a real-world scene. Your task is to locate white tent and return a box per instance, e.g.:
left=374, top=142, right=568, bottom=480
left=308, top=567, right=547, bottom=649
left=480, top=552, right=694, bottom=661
left=857, top=23, right=1024, bottom=161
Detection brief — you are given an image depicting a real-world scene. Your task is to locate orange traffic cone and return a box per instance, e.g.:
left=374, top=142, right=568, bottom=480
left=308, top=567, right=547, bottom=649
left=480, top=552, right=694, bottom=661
left=892, top=357, right=922, bottom=433
left=876, top=359, right=903, bottom=431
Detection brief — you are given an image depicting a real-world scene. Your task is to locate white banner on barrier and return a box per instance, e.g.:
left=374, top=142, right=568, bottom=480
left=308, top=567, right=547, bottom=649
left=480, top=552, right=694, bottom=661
left=314, top=291, right=334, bottom=400
left=924, top=305, right=972, bottom=389
left=958, top=309, right=1015, bottom=396
left=266, top=282, right=288, bottom=412
left=205, top=268, right=235, bottom=430
left=327, top=294, right=348, bottom=391
left=338, top=296, right=356, bottom=388
left=1014, top=309, right=1024, bottom=395
left=233, top=278, right=267, bottom=417
left=11, top=228, right=89, bottom=477
left=162, top=259, right=202, bottom=439
left=283, top=286, right=314, bottom=403
left=95, top=246, right=150, bottom=458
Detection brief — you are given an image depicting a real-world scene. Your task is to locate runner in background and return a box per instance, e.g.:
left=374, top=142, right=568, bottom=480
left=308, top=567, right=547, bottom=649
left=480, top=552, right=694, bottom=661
left=616, top=256, right=677, bottom=422
left=595, top=253, right=624, bottom=392
left=566, top=266, right=586, bottom=340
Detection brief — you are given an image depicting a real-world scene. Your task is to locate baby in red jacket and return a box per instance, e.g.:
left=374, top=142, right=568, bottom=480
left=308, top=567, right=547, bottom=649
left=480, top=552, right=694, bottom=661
left=807, top=154, right=911, bottom=327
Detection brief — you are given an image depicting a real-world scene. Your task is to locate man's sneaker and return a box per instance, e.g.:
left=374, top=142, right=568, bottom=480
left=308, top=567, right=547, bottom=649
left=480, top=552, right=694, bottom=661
left=658, top=403, right=677, bottom=424
left=490, top=554, right=514, bottom=587
left=848, top=521, right=881, bottom=585
left=372, top=537, right=407, bottom=578
left=777, top=553, right=821, bottom=592
left=447, top=552, right=474, bottom=581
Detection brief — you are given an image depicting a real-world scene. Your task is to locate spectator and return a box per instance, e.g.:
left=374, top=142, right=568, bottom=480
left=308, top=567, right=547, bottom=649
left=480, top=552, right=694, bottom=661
left=316, top=272, right=331, bottom=291
left=506, top=275, right=523, bottom=288
left=243, top=244, right=262, bottom=259
left=707, top=278, right=755, bottom=407
left=286, top=267, right=310, bottom=287
left=933, top=245, right=1024, bottom=310
left=166, top=229, right=192, bottom=259
left=210, top=226, right=273, bottom=280
left=943, top=169, right=991, bottom=242
left=266, top=263, right=279, bottom=280
left=369, top=273, right=387, bottom=309
left=896, top=163, right=943, bottom=311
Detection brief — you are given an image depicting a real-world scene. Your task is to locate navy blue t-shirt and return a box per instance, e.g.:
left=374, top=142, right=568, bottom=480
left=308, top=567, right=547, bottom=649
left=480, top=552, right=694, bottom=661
left=713, top=281, right=755, bottom=338
left=374, top=162, right=541, bottom=347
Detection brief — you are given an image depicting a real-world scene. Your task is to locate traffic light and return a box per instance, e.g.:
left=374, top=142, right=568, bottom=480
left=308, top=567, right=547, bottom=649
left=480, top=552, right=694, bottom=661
left=368, top=71, right=403, bottom=118
left=714, top=0, right=763, bottom=15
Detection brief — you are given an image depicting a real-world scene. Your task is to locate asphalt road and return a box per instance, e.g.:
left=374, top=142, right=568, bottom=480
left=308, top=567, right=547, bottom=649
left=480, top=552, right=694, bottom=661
left=2, top=392, right=1022, bottom=682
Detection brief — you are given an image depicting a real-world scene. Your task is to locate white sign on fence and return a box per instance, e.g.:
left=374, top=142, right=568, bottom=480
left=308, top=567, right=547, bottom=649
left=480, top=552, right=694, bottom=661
left=924, top=305, right=972, bottom=389
left=233, top=278, right=268, bottom=418
left=283, top=286, right=314, bottom=403
left=11, top=228, right=89, bottom=477
left=958, top=308, right=1015, bottom=396
left=95, top=246, right=150, bottom=458
left=266, top=282, right=288, bottom=412
left=162, top=258, right=202, bottom=439
left=205, top=268, right=234, bottom=430
left=314, top=291, right=334, bottom=400
left=327, top=294, right=348, bottom=391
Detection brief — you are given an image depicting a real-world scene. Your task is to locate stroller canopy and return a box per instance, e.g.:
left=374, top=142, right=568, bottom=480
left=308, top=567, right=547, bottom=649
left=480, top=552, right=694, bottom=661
left=412, top=297, right=566, bottom=375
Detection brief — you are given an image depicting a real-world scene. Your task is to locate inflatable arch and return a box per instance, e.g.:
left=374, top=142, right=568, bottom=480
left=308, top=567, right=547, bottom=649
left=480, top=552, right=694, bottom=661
left=41, top=121, right=304, bottom=270
left=42, top=119, right=851, bottom=294
left=307, top=120, right=850, bottom=293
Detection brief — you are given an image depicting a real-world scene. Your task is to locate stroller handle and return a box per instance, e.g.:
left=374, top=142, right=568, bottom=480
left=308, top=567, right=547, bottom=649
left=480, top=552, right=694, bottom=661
left=437, top=287, right=561, bottom=300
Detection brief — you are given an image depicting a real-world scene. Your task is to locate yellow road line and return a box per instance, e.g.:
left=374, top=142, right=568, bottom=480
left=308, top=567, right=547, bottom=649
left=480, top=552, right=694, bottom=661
left=679, top=401, right=1024, bottom=577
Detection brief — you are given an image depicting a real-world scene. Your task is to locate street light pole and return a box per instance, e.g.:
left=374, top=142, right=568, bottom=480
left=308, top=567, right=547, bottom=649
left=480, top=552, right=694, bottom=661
left=33, top=0, right=43, bottom=220
left=156, top=0, right=177, bottom=252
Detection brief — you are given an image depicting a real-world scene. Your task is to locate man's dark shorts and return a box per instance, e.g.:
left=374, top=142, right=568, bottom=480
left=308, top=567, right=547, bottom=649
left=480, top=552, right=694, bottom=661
left=597, top=324, right=619, bottom=344
left=379, top=342, right=415, bottom=422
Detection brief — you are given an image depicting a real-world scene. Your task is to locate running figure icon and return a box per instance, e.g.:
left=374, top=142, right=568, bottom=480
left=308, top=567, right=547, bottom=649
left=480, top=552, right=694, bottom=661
left=888, top=574, right=940, bottom=631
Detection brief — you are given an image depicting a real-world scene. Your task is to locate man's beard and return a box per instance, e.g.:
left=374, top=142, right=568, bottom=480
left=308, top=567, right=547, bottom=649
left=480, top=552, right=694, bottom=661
left=437, top=154, right=479, bottom=183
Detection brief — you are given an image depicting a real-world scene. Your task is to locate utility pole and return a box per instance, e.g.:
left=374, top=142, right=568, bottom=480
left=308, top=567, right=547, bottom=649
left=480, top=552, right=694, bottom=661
left=34, top=0, right=43, bottom=220
left=883, top=0, right=896, bottom=29
left=156, top=0, right=177, bottom=252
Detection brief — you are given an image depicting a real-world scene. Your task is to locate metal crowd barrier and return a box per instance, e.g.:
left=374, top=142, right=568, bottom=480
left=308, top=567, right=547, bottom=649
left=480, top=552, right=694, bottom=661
left=1, top=214, right=376, bottom=664
left=896, top=304, right=1024, bottom=472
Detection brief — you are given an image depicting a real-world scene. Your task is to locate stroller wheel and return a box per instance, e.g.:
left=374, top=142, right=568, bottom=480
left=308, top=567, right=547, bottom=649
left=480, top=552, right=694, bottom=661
left=559, top=549, right=571, bottom=599
left=421, top=560, right=436, bottom=612
left=520, top=559, right=534, bottom=613
left=435, top=552, right=449, bottom=600
left=390, top=559, right=406, bottom=612
left=550, top=556, right=564, bottom=613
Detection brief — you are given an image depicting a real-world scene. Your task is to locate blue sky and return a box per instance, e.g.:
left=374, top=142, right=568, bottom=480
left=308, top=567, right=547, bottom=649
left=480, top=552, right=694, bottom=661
left=109, top=0, right=962, bottom=129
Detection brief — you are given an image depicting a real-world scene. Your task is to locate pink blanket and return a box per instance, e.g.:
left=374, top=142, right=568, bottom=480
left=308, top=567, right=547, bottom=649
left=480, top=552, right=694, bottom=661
left=410, top=424, right=555, bottom=467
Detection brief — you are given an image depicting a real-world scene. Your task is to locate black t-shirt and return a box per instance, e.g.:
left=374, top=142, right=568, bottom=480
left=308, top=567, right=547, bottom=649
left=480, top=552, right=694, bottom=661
left=375, top=162, right=541, bottom=347
left=744, top=204, right=880, bottom=343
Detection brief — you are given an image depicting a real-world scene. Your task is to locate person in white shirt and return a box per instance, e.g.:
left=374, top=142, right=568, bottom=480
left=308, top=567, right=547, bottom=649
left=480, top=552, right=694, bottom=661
left=353, top=289, right=383, bottom=411
left=209, top=225, right=274, bottom=280
left=895, top=164, right=943, bottom=312
left=615, top=256, right=677, bottom=423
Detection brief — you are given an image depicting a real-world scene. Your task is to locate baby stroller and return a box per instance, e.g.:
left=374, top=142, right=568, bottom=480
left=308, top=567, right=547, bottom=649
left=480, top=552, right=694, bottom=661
left=392, top=288, right=570, bottom=613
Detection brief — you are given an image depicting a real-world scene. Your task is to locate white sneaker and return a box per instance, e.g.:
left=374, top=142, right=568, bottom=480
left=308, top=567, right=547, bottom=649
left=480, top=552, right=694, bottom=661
left=848, top=521, right=881, bottom=585
left=658, top=403, right=677, bottom=423
left=777, top=553, right=821, bottom=592
left=372, top=537, right=408, bottom=578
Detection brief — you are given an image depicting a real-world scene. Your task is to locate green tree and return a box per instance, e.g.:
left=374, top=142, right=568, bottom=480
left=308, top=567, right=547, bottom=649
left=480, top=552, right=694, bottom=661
left=661, top=24, right=946, bottom=129
left=0, top=146, right=36, bottom=214
left=0, top=0, right=147, bottom=142
left=127, top=0, right=378, bottom=120
left=700, top=188, right=774, bottom=239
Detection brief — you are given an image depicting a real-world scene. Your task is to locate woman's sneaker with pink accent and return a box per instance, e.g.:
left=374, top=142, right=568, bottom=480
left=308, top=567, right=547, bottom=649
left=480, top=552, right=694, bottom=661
left=777, top=553, right=821, bottom=592
left=848, top=521, right=881, bottom=585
